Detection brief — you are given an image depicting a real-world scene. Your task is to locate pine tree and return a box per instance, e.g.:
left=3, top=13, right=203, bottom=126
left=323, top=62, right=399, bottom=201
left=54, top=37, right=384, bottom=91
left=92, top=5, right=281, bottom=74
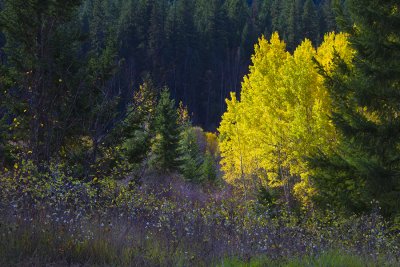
left=151, top=88, right=181, bottom=172
left=179, top=127, right=204, bottom=182
left=122, top=79, right=157, bottom=166
left=177, top=102, right=205, bottom=182
left=310, top=0, right=400, bottom=217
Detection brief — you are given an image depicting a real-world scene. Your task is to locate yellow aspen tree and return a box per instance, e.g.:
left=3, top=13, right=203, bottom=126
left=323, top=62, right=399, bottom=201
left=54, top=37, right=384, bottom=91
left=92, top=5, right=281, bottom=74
left=219, top=33, right=289, bottom=188
left=219, top=32, right=354, bottom=207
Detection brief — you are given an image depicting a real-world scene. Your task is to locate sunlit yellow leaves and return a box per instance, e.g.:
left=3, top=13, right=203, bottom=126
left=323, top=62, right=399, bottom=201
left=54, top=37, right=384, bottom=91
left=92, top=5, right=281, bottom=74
left=315, top=32, right=354, bottom=74
left=218, top=32, right=354, bottom=207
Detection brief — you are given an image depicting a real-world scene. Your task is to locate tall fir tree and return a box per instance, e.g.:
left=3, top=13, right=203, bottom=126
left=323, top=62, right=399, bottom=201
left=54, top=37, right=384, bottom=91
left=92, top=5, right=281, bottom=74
left=178, top=103, right=204, bottom=182
left=121, top=79, right=157, bottom=166
left=151, top=88, right=182, bottom=172
left=310, top=0, right=400, bottom=217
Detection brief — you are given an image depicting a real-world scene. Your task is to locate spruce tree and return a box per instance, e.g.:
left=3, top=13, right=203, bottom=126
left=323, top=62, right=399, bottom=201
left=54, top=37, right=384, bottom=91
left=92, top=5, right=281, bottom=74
left=177, top=104, right=204, bottom=182
left=310, top=0, right=400, bottom=217
left=179, top=127, right=204, bottom=182
left=151, top=88, right=181, bottom=172
left=122, top=79, right=157, bottom=166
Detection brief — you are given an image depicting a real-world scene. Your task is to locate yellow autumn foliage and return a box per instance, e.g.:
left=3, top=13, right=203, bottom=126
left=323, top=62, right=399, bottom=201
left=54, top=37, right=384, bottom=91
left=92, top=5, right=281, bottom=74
left=218, top=32, right=354, bottom=207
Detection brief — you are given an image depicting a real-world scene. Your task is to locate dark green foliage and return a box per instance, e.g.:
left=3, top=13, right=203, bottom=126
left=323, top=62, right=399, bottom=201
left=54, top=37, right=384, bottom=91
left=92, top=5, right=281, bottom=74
left=275, top=0, right=299, bottom=50
left=151, top=88, right=182, bottom=172
left=320, top=0, right=337, bottom=34
left=310, top=0, right=400, bottom=217
left=177, top=103, right=205, bottom=182
left=257, top=186, right=277, bottom=208
left=123, top=131, right=150, bottom=164
left=79, top=0, right=338, bottom=130
left=121, top=80, right=157, bottom=167
left=0, top=0, right=340, bottom=177
left=202, top=151, right=218, bottom=183
left=0, top=63, right=13, bottom=167
left=0, top=0, right=83, bottom=163
left=179, top=126, right=204, bottom=182
left=0, top=0, right=128, bottom=176
left=302, top=0, right=319, bottom=43
left=177, top=104, right=220, bottom=183
left=0, top=111, right=11, bottom=167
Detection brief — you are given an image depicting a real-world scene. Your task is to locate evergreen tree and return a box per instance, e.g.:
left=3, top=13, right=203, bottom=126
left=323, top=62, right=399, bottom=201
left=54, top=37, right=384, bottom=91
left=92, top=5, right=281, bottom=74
left=104, top=0, right=340, bottom=130
left=178, top=103, right=204, bottom=182
left=270, top=0, right=283, bottom=34
left=179, top=127, right=204, bottom=182
left=202, top=151, right=218, bottom=183
left=302, top=0, right=318, bottom=43
left=320, top=0, right=336, bottom=34
left=0, top=35, right=12, bottom=166
left=148, top=0, right=167, bottom=79
left=224, top=0, right=248, bottom=45
left=90, top=0, right=107, bottom=52
left=0, top=0, right=342, bottom=169
left=122, top=79, right=157, bottom=166
left=310, top=0, right=400, bottom=217
left=284, top=0, right=300, bottom=50
left=0, top=0, right=82, bottom=163
left=151, top=88, right=181, bottom=172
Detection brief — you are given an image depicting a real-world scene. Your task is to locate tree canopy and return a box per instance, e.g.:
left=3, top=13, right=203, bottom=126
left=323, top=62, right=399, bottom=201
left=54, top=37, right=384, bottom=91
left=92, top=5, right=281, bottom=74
left=218, top=32, right=354, bottom=207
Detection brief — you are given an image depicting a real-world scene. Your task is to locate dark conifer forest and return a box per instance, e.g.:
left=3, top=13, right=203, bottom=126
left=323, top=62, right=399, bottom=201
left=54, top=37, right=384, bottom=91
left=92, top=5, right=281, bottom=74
left=0, top=0, right=399, bottom=266
left=2, top=0, right=339, bottom=131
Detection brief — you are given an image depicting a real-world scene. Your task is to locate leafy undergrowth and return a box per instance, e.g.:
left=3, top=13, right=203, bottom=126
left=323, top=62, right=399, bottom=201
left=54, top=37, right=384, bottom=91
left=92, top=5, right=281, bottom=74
left=0, top=164, right=399, bottom=266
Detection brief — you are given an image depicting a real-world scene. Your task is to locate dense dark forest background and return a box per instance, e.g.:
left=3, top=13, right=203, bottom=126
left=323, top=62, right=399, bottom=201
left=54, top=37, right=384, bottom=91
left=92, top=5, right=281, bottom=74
left=1, top=0, right=338, bottom=130
left=79, top=0, right=337, bottom=130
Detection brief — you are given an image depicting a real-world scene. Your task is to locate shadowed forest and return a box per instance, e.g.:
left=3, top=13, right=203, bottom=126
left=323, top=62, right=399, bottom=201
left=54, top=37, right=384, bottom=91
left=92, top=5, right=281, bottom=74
left=0, top=0, right=399, bottom=266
